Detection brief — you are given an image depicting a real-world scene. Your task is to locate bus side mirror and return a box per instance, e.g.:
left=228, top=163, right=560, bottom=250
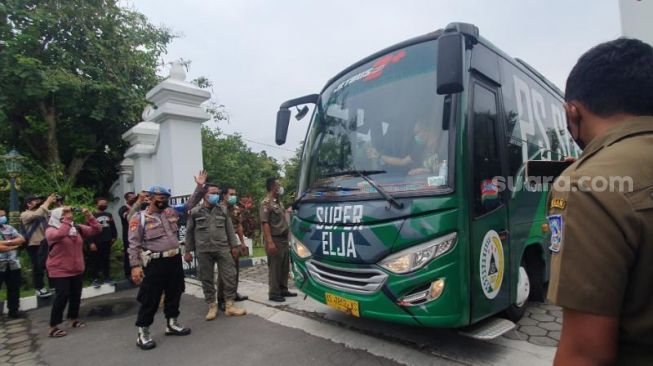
left=276, top=109, right=292, bottom=145
left=275, top=94, right=320, bottom=145
left=437, top=32, right=465, bottom=95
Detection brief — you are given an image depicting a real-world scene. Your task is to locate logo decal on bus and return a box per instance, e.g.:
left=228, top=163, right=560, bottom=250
left=333, top=50, right=407, bottom=94
left=479, top=230, right=505, bottom=299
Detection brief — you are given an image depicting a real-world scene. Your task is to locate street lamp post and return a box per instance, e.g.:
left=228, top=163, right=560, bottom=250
left=1, top=149, right=26, bottom=226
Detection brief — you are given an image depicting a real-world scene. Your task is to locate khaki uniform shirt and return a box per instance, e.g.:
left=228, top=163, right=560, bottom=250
left=547, top=116, right=653, bottom=363
left=20, top=206, right=49, bottom=246
left=260, top=196, right=288, bottom=237
left=185, top=205, right=238, bottom=253
left=127, top=208, right=182, bottom=267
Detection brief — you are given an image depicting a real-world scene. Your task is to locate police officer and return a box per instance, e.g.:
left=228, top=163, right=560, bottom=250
left=128, top=171, right=207, bottom=350
left=217, top=184, right=249, bottom=311
left=547, top=38, right=653, bottom=365
left=260, top=177, right=296, bottom=302
left=184, top=183, right=246, bottom=320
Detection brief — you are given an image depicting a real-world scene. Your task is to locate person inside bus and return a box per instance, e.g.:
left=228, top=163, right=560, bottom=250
left=366, top=119, right=442, bottom=174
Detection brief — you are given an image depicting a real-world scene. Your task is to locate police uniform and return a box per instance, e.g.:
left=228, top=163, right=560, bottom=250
left=128, top=184, right=204, bottom=349
left=547, top=117, right=653, bottom=364
left=217, top=204, right=244, bottom=302
left=260, top=196, right=290, bottom=297
left=185, top=204, right=239, bottom=305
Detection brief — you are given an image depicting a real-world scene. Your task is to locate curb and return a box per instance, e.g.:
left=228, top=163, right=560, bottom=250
left=0, top=256, right=268, bottom=314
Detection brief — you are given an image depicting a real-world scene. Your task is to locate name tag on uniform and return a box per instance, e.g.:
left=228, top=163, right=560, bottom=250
left=547, top=215, right=564, bottom=253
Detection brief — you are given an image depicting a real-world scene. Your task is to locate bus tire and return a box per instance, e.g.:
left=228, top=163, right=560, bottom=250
left=525, top=252, right=545, bottom=302
left=503, top=261, right=530, bottom=322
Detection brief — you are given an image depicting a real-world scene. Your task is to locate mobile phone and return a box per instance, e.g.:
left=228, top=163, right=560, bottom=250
left=72, top=207, right=83, bottom=214
left=525, top=160, right=574, bottom=180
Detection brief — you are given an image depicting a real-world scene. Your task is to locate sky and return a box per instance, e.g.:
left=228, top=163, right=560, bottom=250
left=127, top=0, right=622, bottom=162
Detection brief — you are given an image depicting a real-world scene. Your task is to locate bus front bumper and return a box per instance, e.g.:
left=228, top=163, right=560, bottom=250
left=291, top=255, right=468, bottom=328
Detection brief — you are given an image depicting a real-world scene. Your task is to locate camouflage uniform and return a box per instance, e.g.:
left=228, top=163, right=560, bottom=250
left=186, top=204, right=239, bottom=304
left=260, top=196, right=290, bottom=296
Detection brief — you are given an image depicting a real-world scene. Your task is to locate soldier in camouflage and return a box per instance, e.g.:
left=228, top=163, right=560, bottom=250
left=184, top=183, right=246, bottom=320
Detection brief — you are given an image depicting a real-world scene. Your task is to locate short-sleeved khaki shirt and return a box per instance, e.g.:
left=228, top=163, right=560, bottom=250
left=547, top=116, right=653, bottom=362
left=259, top=196, right=288, bottom=237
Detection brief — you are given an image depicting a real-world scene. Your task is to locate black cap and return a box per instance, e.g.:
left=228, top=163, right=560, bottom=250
left=24, top=194, right=44, bottom=204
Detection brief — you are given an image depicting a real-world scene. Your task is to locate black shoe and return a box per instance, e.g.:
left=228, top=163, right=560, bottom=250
left=269, top=295, right=286, bottom=302
left=218, top=300, right=226, bottom=312
left=165, top=318, right=191, bottom=336
left=137, top=327, right=156, bottom=350
left=234, top=293, right=249, bottom=302
left=7, top=310, right=27, bottom=319
left=280, top=291, right=297, bottom=297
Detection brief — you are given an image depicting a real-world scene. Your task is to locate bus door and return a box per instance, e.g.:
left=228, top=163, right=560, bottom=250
left=468, top=79, right=511, bottom=323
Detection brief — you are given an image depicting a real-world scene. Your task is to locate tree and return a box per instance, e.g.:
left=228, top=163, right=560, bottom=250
left=201, top=127, right=281, bottom=204
left=279, top=143, right=303, bottom=205
left=0, top=0, right=173, bottom=193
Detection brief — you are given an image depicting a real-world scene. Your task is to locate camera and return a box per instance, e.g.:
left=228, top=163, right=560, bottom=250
left=72, top=207, right=83, bottom=214
left=55, top=194, right=65, bottom=204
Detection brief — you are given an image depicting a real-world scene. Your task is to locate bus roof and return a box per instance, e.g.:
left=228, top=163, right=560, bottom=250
left=322, top=22, right=564, bottom=99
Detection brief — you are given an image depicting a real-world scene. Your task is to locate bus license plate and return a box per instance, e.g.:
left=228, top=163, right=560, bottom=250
left=325, top=293, right=360, bottom=317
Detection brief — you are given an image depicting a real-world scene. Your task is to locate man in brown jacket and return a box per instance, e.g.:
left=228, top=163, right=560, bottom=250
left=20, top=193, right=57, bottom=298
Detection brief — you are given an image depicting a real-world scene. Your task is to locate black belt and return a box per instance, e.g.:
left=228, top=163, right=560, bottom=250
left=272, top=233, right=288, bottom=238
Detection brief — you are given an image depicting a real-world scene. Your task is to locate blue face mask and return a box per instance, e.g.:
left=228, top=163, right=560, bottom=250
left=414, top=134, right=425, bottom=145
left=207, top=194, right=220, bottom=205
left=228, top=195, right=238, bottom=205
left=0, top=216, right=7, bottom=225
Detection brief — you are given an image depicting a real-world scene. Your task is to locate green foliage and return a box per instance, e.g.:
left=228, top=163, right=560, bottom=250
left=279, top=143, right=303, bottom=206
left=202, top=127, right=281, bottom=205
left=0, top=0, right=174, bottom=193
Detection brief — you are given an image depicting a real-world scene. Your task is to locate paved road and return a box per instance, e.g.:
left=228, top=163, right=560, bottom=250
left=2, top=263, right=561, bottom=366
left=27, top=289, right=407, bottom=366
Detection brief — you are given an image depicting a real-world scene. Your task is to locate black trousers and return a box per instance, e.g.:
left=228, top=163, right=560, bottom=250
left=49, top=274, right=83, bottom=327
left=135, top=254, right=185, bottom=327
left=217, top=254, right=240, bottom=301
left=88, top=241, right=112, bottom=280
left=0, top=268, right=21, bottom=313
left=26, top=244, right=48, bottom=289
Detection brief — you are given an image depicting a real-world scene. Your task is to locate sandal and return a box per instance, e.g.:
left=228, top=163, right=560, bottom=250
left=49, top=327, right=67, bottom=338
left=70, top=320, right=86, bottom=328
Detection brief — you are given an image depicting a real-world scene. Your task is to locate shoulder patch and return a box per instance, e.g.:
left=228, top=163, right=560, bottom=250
left=550, top=198, right=566, bottom=210
left=547, top=215, right=564, bottom=253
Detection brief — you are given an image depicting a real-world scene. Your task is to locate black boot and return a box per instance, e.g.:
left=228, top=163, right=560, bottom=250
left=136, top=327, right=156, bottom=350
left=165, top=318, right=191, bottom=336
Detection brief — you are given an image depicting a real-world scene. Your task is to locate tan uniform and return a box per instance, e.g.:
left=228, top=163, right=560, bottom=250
left=547, top=116, right=653, bottom=364
left=186, top=204, right=238, bottom=303
left=260, top=196, right=290, bottom=296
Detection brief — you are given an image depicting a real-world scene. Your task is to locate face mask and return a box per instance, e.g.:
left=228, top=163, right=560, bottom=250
left=207, top=194, right=220, bottom=205
left=277, top=186, right=285, bottom=196
left=0, top=216, right=7, bottom=225
left=228, top=195, right=238, bottom=205
left=97, top=205, right=108, bottom=211
left=414, top=134, right=425, bottom=145
left=155, top=200, right=169, bottom=210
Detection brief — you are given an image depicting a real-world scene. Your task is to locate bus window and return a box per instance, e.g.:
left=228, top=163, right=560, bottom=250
left=472, top=83, right=502, bottom=216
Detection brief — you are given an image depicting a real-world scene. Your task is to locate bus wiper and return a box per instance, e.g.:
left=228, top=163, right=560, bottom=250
left=328, top=169, right=404, bottom=209
left=324, top=169, right=386, bottom=177
left=291, top=186, right=361, bottom=210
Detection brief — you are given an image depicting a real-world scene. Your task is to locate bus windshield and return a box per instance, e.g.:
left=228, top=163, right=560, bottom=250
left=299, top=40, right=452, bottom=200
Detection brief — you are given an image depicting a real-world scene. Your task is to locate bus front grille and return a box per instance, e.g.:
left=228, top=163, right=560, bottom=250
left=305, top=260, right=388, bottom=295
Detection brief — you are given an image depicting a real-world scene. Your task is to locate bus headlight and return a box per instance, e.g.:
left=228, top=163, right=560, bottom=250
left=378, top=233, right=457, bottom=274
left=290, top=234, right=312, bottom=259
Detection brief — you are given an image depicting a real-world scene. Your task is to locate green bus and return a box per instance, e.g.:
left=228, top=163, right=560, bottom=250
left=275, top=22, right=578, bottom=338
